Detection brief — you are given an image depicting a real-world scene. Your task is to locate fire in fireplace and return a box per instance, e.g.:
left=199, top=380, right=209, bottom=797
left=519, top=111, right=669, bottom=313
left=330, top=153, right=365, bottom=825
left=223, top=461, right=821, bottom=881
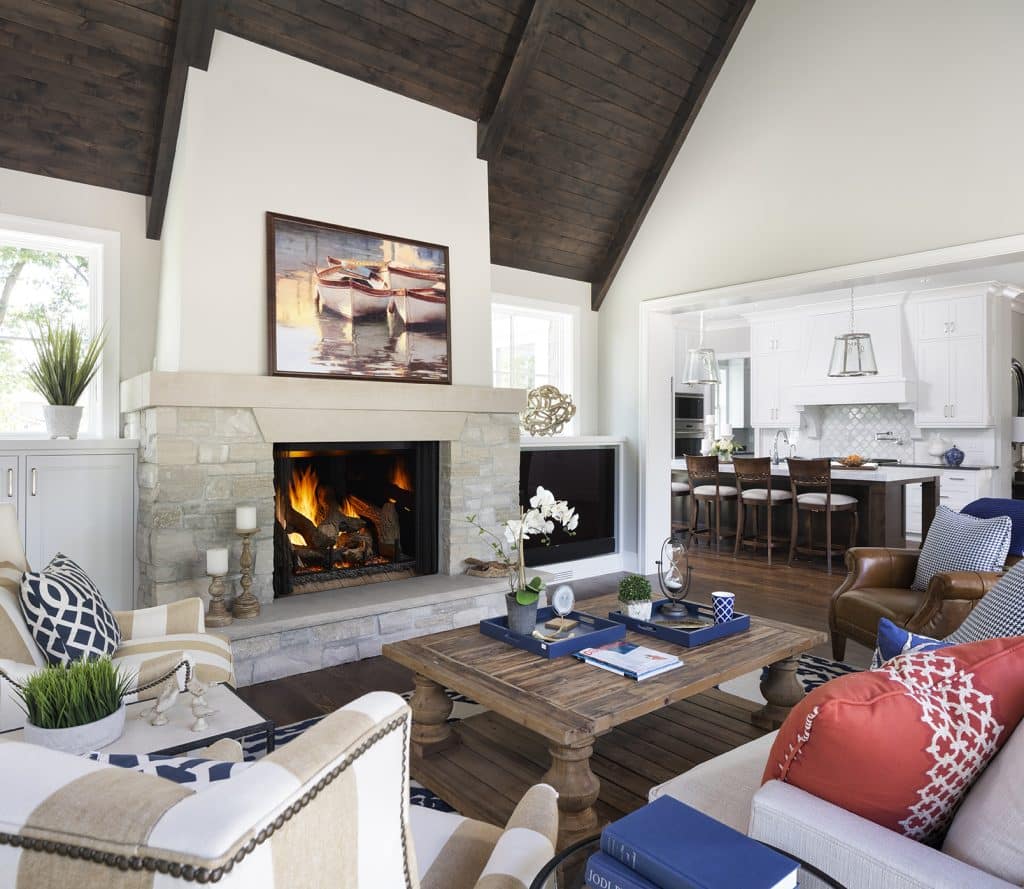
left=273, top=442, right=439, bottom=596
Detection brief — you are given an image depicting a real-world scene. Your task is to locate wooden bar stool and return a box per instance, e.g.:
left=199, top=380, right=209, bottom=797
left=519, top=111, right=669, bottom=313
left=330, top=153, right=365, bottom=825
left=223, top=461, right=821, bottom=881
left=671, top=476, right=691, bottom=534
left=732, top=456, right=792, bottom=566
left=786, top=457, right=859, bottom=574
left=687, top=454, right=738, bottom=552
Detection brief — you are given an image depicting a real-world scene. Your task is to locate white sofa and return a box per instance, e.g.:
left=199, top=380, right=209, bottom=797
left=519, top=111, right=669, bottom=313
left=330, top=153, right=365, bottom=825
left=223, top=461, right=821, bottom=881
left=650, top=723, right=1023, bottom=889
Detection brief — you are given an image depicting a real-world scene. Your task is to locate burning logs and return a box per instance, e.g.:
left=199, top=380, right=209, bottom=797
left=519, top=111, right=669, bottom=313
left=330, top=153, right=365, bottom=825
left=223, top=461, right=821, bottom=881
left=345, top=495, right=402, bottom=559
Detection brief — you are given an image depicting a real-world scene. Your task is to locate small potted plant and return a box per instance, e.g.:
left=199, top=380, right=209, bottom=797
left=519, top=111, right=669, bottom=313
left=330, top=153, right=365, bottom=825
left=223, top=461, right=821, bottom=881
left=618, top=574, right=653, bottom=621
left=26, top=319, right=107, bottom=439
left=468, top=486, right=579, bottom=634
left=17, top=658, right=131, bottom=755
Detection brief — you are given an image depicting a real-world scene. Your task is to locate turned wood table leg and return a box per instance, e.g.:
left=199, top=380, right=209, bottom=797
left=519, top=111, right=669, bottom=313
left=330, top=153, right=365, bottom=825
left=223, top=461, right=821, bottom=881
left=409, top=674, right=455, bottom=757
left=753, top=656, right=805, bottom=730
left=543, top=739, right=601, bottom=850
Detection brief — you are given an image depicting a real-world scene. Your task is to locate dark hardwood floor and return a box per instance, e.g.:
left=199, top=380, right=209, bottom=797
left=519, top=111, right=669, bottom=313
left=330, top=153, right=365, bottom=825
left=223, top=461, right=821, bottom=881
left=237, top=546, right=873, bottom=727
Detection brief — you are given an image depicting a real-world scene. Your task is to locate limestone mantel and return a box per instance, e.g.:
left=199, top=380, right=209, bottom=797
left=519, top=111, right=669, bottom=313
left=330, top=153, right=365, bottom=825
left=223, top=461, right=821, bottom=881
left=121, top=371, right=527, bottom=611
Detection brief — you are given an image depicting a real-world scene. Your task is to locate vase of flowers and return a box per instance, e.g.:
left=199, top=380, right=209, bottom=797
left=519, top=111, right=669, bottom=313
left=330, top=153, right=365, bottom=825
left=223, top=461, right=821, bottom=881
left=710, top=437, right=738, bottom=463
left=467, top=487, right=579, bottom=635
left=26, top=320, right=106, bottom=440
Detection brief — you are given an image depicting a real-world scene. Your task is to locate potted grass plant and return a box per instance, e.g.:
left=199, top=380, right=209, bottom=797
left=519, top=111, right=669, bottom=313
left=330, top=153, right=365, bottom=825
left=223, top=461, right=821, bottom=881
left=467, top=486, right=579, bottom=634
left=26, top=319, right=107, bottom=439
left=17, top=658, right=132, bottom=755
left=618, top=574, right=653, bottom=621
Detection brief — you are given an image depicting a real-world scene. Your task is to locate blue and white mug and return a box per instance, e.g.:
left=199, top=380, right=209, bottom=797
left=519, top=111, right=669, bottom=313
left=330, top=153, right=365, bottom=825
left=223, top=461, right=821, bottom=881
left=711, top=591, right=735, bottom=624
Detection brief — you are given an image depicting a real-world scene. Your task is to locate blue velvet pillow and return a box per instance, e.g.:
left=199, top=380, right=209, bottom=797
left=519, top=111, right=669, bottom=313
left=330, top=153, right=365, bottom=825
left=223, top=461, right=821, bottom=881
left=874, top=617, right=952, bottom=665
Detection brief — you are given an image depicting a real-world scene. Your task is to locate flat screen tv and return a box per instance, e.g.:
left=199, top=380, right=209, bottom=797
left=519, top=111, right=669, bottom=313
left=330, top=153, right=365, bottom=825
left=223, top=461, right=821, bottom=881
left=519, top=446, right=616, bottom=566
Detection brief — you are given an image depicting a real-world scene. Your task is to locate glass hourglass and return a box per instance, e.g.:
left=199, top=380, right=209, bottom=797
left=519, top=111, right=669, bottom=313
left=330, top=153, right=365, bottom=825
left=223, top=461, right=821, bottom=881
left=656, top=536, right=693, bottom=618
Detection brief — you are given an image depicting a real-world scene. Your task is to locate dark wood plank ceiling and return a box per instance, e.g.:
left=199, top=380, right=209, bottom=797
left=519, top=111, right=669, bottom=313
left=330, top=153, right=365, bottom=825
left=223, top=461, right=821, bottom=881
left=0, top=0, right=753, bottom=306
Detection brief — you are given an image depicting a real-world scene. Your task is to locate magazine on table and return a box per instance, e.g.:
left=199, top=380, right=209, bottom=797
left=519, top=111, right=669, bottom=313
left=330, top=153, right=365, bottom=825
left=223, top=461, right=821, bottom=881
left=576, top=641, right=682, bottom=680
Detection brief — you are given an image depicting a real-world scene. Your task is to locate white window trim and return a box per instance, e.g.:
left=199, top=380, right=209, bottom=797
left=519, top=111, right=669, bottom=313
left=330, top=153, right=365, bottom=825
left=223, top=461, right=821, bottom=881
left=0, top=213, right=121, bottom=439
left=492, top=292, right=581, bottom=435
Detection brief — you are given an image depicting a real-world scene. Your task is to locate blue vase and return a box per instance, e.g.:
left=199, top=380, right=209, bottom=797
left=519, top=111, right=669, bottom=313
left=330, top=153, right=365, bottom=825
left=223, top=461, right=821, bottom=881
left=943, top=445, right=965, bottom=467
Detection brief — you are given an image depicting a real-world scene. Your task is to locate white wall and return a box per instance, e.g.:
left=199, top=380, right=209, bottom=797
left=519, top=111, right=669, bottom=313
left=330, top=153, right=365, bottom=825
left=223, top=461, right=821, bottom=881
left=491, top=264, right=597, bottom=434
left=157, top=33, right=493, bottom=385
left=601, top=0, right=1024, bottom=562
left=0, top=167, right=161, bottom=381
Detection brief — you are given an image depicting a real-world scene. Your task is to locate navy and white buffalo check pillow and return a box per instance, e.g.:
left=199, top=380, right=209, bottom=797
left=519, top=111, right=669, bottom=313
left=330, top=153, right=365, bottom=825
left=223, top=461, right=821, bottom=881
left=20, top=553, right=121, bottom=664
left=88, top=753, right=253, bottom=790
left=946, top=557, right=1024, bottom=644
left=911, top=506, right=1012, bottom=591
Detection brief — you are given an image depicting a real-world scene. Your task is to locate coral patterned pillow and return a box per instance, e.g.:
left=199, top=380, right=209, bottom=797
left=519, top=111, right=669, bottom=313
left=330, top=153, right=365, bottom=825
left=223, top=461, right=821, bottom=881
left=762, top=636, right=1024, bottom=844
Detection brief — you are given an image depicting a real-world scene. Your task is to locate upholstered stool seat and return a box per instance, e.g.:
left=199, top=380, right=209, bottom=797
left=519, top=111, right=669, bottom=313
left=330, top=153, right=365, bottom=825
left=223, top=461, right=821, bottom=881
left=671, top=481, right=691, bottom=494
left=742, top=489, right=792, bottom=502
left=694, top=484, right=738, bottom=497
left=797, top=492, right=858, bottom=507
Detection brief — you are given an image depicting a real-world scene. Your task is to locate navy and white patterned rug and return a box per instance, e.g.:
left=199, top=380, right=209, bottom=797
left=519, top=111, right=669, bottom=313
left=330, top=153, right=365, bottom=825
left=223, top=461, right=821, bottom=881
left=240, top=655, right=859, bottom=812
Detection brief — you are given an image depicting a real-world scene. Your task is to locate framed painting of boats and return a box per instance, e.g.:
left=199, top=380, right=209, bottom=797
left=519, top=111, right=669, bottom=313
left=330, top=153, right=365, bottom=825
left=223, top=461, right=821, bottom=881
left=267, top=212, right=451, bottom=384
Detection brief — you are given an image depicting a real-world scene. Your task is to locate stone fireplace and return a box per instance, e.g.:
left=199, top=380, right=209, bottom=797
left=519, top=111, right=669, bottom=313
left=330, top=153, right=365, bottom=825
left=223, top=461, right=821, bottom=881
left=121, top=372, right=524, bottom=612
left=273, top=441, right=439, bottom=596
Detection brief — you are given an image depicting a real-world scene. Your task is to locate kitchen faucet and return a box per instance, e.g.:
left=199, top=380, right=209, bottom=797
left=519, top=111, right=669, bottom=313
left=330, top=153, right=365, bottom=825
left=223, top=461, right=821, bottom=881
left=771, top=429, right=790, bottom=466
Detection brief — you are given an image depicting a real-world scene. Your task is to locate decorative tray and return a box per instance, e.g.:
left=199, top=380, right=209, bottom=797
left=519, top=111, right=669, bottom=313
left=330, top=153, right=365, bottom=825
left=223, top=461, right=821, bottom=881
left=479, top=607, right=626, bottom=659
left=607, top=600, right=750, bottom=648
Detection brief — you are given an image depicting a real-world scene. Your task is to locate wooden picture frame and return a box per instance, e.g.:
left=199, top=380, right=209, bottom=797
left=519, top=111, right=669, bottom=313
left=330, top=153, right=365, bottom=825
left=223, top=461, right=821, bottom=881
left=267, top=212, right=452, bottom=384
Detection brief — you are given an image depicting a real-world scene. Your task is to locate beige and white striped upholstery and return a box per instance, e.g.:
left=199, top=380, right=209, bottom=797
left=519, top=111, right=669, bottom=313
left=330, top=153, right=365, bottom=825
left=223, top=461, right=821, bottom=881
left=0, top=692, right=559, bottom=889
left=0, top=504, right=234, bottom=728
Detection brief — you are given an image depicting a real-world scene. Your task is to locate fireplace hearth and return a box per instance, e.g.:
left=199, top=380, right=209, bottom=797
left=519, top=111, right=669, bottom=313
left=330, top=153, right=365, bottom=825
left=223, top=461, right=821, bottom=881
left=273, top=441, right=438, bottom=597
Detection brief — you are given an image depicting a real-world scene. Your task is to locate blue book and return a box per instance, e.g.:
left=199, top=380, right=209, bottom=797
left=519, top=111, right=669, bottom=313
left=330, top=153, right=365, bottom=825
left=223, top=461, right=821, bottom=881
left=600, top=796, right=799, bottom=889
left=585, top=851, right=660, bottom=889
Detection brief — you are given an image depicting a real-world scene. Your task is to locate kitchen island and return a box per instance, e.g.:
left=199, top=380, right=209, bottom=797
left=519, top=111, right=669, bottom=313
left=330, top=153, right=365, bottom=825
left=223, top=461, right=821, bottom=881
left=671, top=459, right=940, bottom=548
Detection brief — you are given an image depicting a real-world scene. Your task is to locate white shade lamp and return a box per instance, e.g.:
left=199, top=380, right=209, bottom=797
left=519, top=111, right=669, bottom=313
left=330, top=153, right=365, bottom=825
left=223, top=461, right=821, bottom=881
left=1012, top=417, right=1024, bottom=471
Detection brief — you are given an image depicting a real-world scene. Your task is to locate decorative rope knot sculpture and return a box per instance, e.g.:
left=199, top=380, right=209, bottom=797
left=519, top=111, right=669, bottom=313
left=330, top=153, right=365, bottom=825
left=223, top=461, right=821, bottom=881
left=521, top=385, right=577, bottom=436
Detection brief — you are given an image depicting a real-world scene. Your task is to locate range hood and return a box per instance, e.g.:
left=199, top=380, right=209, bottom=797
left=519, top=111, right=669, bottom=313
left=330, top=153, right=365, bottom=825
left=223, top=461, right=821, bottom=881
left=788, top=298, right=916, bottom=407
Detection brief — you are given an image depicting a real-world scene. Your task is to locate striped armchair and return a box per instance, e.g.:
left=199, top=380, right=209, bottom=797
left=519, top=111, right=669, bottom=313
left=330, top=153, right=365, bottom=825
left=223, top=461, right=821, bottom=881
left=0, top=692, right=559, bottom=889
left=0, top=504, right=233, bottom=730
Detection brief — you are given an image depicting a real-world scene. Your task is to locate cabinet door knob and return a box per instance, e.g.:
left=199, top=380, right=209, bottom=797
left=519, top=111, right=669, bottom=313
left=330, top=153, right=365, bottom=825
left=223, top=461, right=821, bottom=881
left=30, top=468, right=37, bottom=497
left=5, top=468, right=12, bottom=499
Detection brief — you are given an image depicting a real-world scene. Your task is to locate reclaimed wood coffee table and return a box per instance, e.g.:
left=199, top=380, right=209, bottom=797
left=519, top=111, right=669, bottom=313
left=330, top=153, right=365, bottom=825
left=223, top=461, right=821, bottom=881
left=383, top=594, right=826, bottom=849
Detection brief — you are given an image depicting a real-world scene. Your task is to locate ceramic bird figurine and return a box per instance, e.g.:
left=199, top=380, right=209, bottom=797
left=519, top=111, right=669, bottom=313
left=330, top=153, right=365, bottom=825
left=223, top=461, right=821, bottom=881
left=187, top=676, right=215, bottom=718
left=149, top=677, right=180, bottom=726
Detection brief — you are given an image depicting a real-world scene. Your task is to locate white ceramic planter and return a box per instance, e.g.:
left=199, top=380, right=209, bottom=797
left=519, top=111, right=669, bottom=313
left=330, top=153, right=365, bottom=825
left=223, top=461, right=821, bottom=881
left=622, top=600, right=653, bottom=621
left=43, top=404, right=84, bottom=440
left=23, top=703, right=126, bottom=755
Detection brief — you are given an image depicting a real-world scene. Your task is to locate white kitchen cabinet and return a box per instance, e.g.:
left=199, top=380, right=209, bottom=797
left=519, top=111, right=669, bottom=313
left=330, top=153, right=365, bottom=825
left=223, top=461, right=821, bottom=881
left=906, top=470, right=993, bottom=535
left=1, top=447, right=137, bottom=612
left=750, top=318, right=803, bottom=427
left=0, top=456, right=17, bottom=514
left=752, top=319, right=802, bottom=356
left=912, top=290, right=990, bottom=428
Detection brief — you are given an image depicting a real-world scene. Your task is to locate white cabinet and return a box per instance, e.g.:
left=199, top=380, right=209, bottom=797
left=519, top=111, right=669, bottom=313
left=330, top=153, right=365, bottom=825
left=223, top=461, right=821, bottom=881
left=1, top=448, right=136, bottom=611
left=906, top=470, right=993, bottom=537
left=0, top=456, right=17, bottom=514
left=912, top=291, right=989, bottom=428
left=750, top=319, right=803, bottom=427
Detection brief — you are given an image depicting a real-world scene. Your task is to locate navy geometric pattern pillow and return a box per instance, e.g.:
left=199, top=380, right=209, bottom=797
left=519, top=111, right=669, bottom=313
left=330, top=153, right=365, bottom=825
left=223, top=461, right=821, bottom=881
left=911, top=506, right=1012, bottom=591
left=20, top=553, right=121, bottom=665
left=945, top=557, right=1024, bottom=644
left=87, top=752, right=253, bottom=790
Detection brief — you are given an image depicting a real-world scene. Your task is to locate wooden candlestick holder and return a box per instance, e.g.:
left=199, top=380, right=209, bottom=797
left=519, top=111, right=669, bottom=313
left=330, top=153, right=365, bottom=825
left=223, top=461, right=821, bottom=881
left=232, top=528, right=261, bottom=619
left=205, top=572, right=232, bottom=627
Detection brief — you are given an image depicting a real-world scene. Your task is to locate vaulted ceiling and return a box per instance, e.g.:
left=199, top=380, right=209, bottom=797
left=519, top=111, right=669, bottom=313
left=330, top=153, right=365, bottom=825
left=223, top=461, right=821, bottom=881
left=0, top=0, right=753, bottom=307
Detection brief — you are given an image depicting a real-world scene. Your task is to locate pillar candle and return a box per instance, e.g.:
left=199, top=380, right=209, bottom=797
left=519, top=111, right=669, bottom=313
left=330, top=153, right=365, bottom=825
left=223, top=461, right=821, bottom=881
left=206, top=548, right=229, bottom=576
left=236, top=506, right=257, bottom=531
left=720, top=422, right=733, bottom=437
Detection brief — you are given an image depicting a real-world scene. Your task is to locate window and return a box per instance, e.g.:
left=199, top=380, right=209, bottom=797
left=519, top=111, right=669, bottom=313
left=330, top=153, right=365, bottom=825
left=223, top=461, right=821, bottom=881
left=492, top=299, right=576, bottom=434
left=0, top=217, right=117, bottom=438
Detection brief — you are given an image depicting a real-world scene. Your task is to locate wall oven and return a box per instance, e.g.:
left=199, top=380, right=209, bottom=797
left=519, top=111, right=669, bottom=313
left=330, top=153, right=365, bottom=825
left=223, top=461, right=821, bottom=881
left=674, top=393, right=706, bottom=459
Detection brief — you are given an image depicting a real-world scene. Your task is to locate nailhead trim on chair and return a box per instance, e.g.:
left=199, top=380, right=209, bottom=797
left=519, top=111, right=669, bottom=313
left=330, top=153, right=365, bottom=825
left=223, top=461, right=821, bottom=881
left=0, top=713, right=412, bottom=886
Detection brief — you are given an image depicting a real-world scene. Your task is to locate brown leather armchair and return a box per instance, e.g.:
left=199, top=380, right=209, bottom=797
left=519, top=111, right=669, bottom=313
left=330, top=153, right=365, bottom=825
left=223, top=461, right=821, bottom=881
left=829, top=547, right=1001, bottom=660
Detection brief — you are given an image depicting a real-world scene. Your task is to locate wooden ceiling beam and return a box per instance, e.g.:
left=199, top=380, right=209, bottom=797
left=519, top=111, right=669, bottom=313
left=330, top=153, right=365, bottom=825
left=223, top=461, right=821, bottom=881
left=477, top=0, right=557, bottom=161
left=591, top=0, right=757, bottom=310
left=145, top=0, right=219, bottom=240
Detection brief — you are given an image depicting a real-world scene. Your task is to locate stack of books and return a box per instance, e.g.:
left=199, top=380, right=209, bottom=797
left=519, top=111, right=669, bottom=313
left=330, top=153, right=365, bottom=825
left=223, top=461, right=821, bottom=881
left=575, top=641, right=683, bottom=681
left=584, top=797, right=799, bottom=889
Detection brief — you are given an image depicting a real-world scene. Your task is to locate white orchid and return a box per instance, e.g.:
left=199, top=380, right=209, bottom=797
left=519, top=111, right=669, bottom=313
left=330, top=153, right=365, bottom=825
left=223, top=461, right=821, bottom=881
left=466, top=487, right=580, bottom=605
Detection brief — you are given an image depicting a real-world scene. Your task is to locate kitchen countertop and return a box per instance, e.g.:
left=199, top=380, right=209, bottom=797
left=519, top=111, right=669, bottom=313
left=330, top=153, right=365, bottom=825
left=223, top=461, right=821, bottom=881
left=670, top=459, right=941, bottom=483
left=895, top=463, right=997, bottom=471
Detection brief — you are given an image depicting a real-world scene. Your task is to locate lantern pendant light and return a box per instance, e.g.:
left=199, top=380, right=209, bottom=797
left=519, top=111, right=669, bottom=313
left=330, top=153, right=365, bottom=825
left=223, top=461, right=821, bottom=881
left=828, top=288, right=878, bottom=378
left=684, top=311, right=721, bottom=385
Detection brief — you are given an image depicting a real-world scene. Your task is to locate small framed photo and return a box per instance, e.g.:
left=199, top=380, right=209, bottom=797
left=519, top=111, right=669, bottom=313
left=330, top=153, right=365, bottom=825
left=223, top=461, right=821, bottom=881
left=267, top=212, right=451, bottom=384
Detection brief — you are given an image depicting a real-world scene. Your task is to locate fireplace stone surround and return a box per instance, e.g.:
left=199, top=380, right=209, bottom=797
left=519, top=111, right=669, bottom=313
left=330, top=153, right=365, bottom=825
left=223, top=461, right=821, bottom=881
left=121, top=372, right=524, bottom=680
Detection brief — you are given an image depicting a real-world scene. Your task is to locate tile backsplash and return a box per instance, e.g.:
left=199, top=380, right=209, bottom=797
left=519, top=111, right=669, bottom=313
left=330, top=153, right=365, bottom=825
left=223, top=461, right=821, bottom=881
left=818, top=404, right=916, bottom=461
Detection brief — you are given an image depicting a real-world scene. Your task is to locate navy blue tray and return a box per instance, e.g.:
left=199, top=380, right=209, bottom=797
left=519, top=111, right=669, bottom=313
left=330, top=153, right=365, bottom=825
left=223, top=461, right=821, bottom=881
left=479, top=607, right=626, bottom=659
left=607, top=600, right=750, bottom=648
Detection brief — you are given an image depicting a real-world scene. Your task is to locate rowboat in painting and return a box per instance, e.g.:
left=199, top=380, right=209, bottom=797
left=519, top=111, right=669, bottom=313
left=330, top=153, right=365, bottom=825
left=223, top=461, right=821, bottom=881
left=387, top=264, right=446, bottom=292
left=315, top=266, right=395, bottom=319
left=387, top=286, right=448, bottom=328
